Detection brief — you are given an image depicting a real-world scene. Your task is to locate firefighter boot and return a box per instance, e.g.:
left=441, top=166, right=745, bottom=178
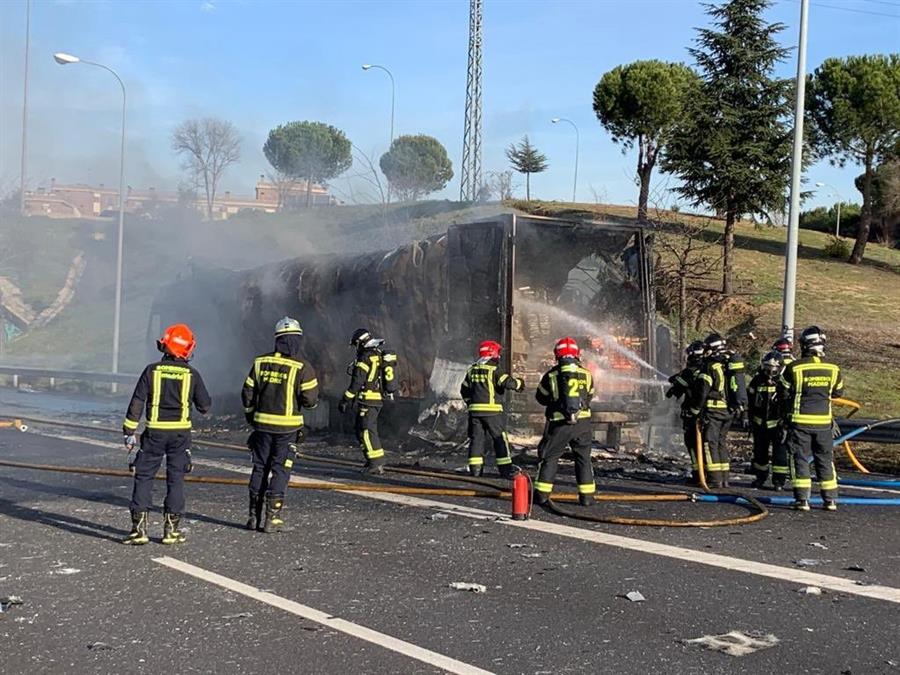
left=533, top=488, right=550, bottom=506
left=263, top=496, right=284, bottom=533
left=497, top=464, right=516, bottom=479
left=579, top=493, right=594, bottom=507
left=246, top=494, right=262, bottom=531
left=122, top=511, right=149, bottom=545
left=823, top=499, right=837, bottom=512
left=161, top=512, right=186, bottom=544
left=793, top=499, right=811, bottom=512
left=469, top=465, right=484, bottom=478
left=361, top=460, right=385, bottom=476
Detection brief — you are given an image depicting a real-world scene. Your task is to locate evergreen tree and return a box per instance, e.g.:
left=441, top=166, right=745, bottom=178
left=662, top=0, right=792, bottom=295
left=506, top=136, right=549, bottom=201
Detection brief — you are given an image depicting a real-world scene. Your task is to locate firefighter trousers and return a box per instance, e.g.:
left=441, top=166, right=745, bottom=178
left=130, top=430, right=191, bottom=514
left=248, top=430, right=297, bottom=499
left=751, top=424, right=789, bottom=486
left=701, top=413, right=732, bottom=486
left=535, top=420, right=595, bottom=497
left=467, top=414, right=513, bottom=470
left=787, top=425, right=838, bottom=501
left=682, top=417, right=700, bottom=473
left=356, top=405, right=385, bottom=463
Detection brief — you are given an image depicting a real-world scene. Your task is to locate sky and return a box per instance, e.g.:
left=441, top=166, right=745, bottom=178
left=1, top=0, right=898, bottom=210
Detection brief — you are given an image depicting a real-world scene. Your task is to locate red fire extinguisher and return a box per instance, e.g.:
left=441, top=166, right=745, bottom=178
left=511, top=468, right=531, bottom=521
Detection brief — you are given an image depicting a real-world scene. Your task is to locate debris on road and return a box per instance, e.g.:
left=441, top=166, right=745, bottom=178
left=844, top=565, right=866, bottom=572
left=429, top=513, right=449, bottom=521
left=808, top=542, right=828, bottom=550
left=506, top=543, right=532, bottom=549
left=622, top=591, right=646, bottom=603
left=87, top=642, right=115, bottom=651
left=682, top=631, right=779, bottom=657
left=449, top=582, right=487, bottom=593
left=798, top=586, right=823, bottom=596
left=520, top=553, right=542, bottom=559
left=222, top=612, right=253, bottom=620
left=0, top=596, right=24, bottom=614
left=54, top=568, right=81, bottom=575
left=794, top=558, right=830, bottom=567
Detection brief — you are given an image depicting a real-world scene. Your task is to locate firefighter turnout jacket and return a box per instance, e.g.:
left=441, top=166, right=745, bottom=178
left=123, top=355, right=211, bottom=434
left=242, top=352, right=319, bottom=433
left=536, top=359, right=594, bottom=422
left=780, top=355, right=844, bottom=429
left=344, top=346, right=389, bottom=408
left=747, top=371, right=781, bottom=429
left=460, top=359, right=524, bottom=416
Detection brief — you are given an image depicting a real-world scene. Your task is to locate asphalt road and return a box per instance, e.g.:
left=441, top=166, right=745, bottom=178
left=2, top=414, right=900, bottom=674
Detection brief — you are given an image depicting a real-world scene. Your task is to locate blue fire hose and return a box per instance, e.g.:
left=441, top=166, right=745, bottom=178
left=830, top=417, right=900, bottom=489
left=695, top=494, right=900, bottom=507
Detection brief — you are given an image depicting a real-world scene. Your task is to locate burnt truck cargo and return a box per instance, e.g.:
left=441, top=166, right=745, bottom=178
left=148, top=214, right=666, bottom=437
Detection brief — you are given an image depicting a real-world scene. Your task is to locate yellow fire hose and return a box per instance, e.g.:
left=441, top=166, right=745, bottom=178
left=832, top=398, right=870, bottom=474
left=3, top=414, right=770, bottom=527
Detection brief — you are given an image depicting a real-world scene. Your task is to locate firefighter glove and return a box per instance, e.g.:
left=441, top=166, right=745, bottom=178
left=244, top=412, right=254, bottom=425
left=124, top=435, right=137, bottom=451
left=665, top=387, right=675, bottom=399
left=338, top=399, right=350, bottom=414
left=185, top=449, right=193, bottom=474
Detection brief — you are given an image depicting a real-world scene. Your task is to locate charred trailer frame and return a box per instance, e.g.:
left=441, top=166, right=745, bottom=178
left=436, top=214, right=660, bottom=443
left=146, top=214, right=662, bottom=441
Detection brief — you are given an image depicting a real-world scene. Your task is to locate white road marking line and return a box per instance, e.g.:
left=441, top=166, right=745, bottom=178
left=27, top=433, right=900, bottom=605
left=153, top=556, right=494, bottom=675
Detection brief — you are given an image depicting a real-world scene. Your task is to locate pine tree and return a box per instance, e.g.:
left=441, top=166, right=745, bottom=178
left=662, top=0, right=792, bottom=295
left=506, top=136, right=549, bottom=201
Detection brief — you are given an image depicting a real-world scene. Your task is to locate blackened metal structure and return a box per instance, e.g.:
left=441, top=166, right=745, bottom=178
left=459, top=0, right=483, bottom=202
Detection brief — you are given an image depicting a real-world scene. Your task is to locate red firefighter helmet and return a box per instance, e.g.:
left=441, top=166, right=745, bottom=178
left=157, top=323, right=196, bottom=360
left=478, top=340, right=502, bottom=360
left=554, top=336, right=580, bottom=360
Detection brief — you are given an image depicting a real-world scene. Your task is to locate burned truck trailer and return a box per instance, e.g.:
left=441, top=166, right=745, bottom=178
left=148, top=214, right=663, bottom=439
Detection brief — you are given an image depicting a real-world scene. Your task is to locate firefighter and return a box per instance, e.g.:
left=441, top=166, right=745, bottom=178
left=459, top=340, right=525, bottom=477
left=122, top=324, right=211, bottom=545
left=748, top=351, right=788, bottom=490
left=772, top=337, right=795, bottom=367
left=780, top=326, right=843, bottom=512
left=241, top=317, right=319, bottom=533
left=533, top=337, right=596, bottom=506
left=338, top=328, right=393, bottom=474
left=690, top=333, right=746, bottom=487
left=665, top=340, right=706, bottom=483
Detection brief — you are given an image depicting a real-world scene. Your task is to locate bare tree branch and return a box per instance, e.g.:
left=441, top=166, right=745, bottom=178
left=171, top=117, right=241, bottom=219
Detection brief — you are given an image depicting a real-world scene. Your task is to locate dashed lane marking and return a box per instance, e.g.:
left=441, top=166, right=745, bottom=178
left=153, top=556, right=494, bottom=675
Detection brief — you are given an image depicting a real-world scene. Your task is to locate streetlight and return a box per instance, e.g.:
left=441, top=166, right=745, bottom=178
left=54, top=52, right=127, bottom=382
left=551, top=117, right=579, bottom=203
left=815, top=181, right=842, bottom=238
left=362, top=64, right=395, bottom=147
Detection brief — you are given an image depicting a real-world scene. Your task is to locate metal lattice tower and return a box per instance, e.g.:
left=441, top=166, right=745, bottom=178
left=459, top=0, right=483, bottom=202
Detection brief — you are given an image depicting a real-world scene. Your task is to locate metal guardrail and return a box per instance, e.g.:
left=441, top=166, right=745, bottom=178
left=0, top=365, right=137, bottom=387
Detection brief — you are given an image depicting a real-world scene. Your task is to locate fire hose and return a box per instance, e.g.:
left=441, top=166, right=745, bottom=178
left=1, top=414, right=770, bottom=527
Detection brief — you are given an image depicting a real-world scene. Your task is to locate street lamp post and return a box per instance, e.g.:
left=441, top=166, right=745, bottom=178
left=551, top=117, right=579, bottom=203
left=54, top=52, right=127, bottom=382
left=362, top=64, right=395, bottom=147
left=19, top=0, right=31, bottom=214
left=815, top=181, right=842, bottom=237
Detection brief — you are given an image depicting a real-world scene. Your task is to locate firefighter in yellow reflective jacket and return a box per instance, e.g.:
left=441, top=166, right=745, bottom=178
left=666, top=340, right=706, bottom=483
left=690, top=333, right=746, bottom=488
left=748, top=351, right=788, bottom=490
left=241, top=317, right=319, bottom=532
left=780, top=326, right=844, bottom=512
left=460, top=340, right=525, bottom=477
left=533, top=337, right=596, bottom=506
left=122, top=323, right=211, bottom=545
left=338, top=328, right=394, bottom=474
